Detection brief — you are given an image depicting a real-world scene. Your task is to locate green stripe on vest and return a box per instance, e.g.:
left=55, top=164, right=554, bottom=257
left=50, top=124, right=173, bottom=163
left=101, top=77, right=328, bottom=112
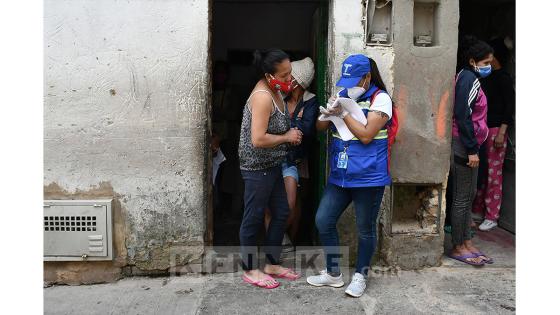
left=332, top=129, right=388, bottom=141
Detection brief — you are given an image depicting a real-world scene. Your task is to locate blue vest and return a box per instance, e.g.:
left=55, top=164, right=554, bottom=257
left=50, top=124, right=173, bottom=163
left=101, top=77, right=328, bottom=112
left=327, top=86, right=391, bottom=188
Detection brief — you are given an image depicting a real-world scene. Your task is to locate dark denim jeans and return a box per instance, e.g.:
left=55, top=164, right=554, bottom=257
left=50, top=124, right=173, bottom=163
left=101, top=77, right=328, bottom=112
left=315, top=183, right=385, bottom=276
left=239, top=165, right=289, bottom=271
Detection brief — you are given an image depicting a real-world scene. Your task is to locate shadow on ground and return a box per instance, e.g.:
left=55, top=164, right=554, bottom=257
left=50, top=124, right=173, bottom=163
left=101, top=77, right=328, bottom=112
left=44, top=228, right=515, bottom=315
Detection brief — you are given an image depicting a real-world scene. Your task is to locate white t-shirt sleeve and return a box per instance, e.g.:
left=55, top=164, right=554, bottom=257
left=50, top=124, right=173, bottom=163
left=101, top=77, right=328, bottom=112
left=368, top=93, right=392, bottom=119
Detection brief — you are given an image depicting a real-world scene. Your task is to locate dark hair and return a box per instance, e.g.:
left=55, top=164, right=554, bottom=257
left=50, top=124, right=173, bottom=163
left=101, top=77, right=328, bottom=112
left=253, top=49, right=290, bottom=78
left=367, top=57, right=387, bottom=92
left=488, top=38, right=510, bottom=68
left=458, top=35, right=494, bottom=70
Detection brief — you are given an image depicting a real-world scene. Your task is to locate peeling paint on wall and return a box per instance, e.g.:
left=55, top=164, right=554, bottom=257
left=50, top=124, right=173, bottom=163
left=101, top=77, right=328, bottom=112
left=44, top=0, right=210, bottom=280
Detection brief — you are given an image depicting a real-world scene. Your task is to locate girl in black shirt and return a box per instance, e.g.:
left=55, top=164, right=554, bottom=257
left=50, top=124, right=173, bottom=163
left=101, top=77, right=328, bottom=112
left=473, top=38, right=515, bottom=232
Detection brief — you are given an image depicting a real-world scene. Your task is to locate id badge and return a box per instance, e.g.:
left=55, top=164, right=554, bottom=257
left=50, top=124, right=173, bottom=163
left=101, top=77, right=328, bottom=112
left=337, top=151, right=348, bottom=169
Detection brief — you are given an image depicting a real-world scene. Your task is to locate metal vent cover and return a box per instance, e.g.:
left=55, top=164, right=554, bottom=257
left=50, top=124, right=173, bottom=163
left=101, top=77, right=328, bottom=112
left=43, top=199, right=113, bottom=261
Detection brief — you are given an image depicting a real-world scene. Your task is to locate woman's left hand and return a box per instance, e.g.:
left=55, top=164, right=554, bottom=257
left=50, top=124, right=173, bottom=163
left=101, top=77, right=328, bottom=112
left=327, top=104, right=348, bottom=118
left=494, top=133, right=505, bottom=148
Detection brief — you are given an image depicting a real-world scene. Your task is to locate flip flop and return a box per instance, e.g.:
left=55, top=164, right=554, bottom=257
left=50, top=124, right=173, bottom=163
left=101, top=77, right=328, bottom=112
left=472, top=252, right=494, bottom=264
left=268, top=268, right=300, bottom=280
left=242, top=274, right=280, bottom=289
left=447, top=253, right=486, bottom=266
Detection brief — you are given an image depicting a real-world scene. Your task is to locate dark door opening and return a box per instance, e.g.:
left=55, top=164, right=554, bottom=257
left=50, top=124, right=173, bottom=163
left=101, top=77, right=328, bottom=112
left=210, top=0, right=329, bottom=247
left=446, top=0, right=515, bottom=232
left=458, top=0, right=515, bottom=79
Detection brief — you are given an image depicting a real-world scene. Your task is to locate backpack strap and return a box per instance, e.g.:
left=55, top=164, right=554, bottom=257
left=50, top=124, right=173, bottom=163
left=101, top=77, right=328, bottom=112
left=369, top=89, right=383, bottom=105
left=369, top=89, right=399, bottom=172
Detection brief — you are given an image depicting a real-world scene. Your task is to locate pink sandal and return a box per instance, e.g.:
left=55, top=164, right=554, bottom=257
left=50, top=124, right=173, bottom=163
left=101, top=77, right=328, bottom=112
left=269, top=268, right=300, bottom=280
left=242, top=274, right=280, bottom=289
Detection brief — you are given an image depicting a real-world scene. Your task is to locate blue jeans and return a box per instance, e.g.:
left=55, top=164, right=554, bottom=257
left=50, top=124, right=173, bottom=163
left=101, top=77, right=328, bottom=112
left=239, top=165, right=289, bottom=270
left=315, top=183, right=385, bottom=276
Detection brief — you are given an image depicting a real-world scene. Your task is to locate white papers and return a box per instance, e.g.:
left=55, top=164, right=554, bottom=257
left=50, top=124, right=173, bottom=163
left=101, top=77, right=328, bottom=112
left=318, top=114, right=354, bottom=140
left=318, top=97, right=367, bottom=141
left=332, top=97, right=367, bottom=125
left=212, top=149, right=226, bottom=185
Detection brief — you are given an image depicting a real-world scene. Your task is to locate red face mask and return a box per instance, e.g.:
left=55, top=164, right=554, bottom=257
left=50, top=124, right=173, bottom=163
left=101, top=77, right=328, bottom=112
left=266, top=74, right=293, bottom=93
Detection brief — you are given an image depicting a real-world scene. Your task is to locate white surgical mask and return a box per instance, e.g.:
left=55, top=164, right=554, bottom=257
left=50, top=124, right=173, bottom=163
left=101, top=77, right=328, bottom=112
left=348, top=80, right=366, bottom=100
left=347, top=81, right=367, bottom=100
left=347, top=87, right=365, bottom=100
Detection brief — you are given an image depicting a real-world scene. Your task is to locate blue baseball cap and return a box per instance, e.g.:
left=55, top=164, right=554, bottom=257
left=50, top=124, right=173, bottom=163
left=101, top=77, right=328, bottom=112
left=336, top=54, right=371, bottom=88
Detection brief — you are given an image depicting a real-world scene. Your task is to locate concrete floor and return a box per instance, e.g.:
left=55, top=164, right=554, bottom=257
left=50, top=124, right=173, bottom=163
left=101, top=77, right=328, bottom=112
left=44, top=228, right=515, bottom=315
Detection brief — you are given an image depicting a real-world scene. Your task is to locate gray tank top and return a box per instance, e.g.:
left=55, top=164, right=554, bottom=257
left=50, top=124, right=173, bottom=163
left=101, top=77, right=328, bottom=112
left=239, top=90, right=290, bottom=171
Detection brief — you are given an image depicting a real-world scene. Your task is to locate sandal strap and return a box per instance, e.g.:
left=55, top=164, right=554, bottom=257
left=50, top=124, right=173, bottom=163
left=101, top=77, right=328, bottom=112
left=243, top=274, right=278, bottom=286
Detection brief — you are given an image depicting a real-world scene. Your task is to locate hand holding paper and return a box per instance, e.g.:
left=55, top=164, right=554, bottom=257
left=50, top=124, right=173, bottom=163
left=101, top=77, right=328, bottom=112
left=332, top=97, right=367, bottom=125
left=318, top=97, right=367, bottom=141
left=326, top=102, right=348, bottom=118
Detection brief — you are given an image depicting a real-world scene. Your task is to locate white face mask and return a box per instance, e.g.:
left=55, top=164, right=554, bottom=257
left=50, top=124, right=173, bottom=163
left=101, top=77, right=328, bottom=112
left=347, top=80, right=367, bottom=100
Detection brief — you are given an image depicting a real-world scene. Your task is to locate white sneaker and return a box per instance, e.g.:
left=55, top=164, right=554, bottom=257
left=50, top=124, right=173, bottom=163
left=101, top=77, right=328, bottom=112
left=345, top=273, right=367, bottom=297
left=306, top=270, right=344, bottom=288
left=479, top=219, right=498, bottom=231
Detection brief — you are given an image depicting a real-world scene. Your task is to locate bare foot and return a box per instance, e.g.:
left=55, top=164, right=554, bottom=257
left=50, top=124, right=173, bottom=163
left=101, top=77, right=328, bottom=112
left=243, top=269, right=278, bottom=286
left=464, top=241, right=491, bottom=262
left=451, top=245, right=484, bottom=264
left=263, top=264, right=299, bottom=278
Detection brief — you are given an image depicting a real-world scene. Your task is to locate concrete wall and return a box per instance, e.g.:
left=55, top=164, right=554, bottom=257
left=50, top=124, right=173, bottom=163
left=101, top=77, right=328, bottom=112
left=43, top=0, right=459, bottom=282
left=391, top=0, right=458, bottom=184
left=44, top=0, right=210, bottom=283
left=328, top=0, right=459, bottom=269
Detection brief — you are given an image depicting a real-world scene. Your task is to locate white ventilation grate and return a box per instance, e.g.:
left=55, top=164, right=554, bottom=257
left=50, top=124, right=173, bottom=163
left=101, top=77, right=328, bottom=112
left=43, top=199, right=113, bottom=261
left=44, top=215, right=97, bottom=232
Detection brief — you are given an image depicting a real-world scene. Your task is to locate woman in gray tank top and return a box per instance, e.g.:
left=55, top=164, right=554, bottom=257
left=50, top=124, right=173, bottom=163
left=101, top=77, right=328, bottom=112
left=238, top=49, right=303, bottom=289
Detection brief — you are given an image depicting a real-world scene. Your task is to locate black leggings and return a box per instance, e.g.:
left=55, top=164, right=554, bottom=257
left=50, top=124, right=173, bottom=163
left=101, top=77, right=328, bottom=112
left=450, top=155, right=478, bottom=246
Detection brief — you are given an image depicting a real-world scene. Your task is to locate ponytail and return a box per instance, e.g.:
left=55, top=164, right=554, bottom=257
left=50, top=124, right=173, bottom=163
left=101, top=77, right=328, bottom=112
left=363, top=58, right=398, bottom=170
left=368, top=58, right=387, bottom=92
left=253, top=48, right=290, bottom=78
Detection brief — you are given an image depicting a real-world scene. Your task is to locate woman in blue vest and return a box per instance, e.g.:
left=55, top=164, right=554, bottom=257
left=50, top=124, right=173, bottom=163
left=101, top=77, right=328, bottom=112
left=306, top=54, right=393, bottom=298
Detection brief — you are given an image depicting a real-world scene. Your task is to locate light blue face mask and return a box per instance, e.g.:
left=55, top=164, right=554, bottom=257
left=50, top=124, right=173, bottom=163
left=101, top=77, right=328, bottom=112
left=476, top=65, right=492, bottom=78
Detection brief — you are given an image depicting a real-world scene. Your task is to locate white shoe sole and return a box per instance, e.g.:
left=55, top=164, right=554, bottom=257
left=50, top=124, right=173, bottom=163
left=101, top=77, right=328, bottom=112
left=306, top=279, right=345, bottom=288
left=479, top=225, right=497, bottom=231
left=345, top=288, right=364, bottom=298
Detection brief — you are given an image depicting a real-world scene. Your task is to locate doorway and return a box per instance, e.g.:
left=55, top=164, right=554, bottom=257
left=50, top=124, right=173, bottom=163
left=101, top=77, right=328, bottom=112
left=209, top=0, right=329, bottom=247
left=445, top=0, right=515, bottom=232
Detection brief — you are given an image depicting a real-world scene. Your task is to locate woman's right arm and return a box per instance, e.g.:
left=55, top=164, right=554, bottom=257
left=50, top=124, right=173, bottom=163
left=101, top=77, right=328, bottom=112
left=454, top=74, right=479, bottom=153
left=250, top=93, right=301, bottom=148
left=454, top=72, right=480, bottom=167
